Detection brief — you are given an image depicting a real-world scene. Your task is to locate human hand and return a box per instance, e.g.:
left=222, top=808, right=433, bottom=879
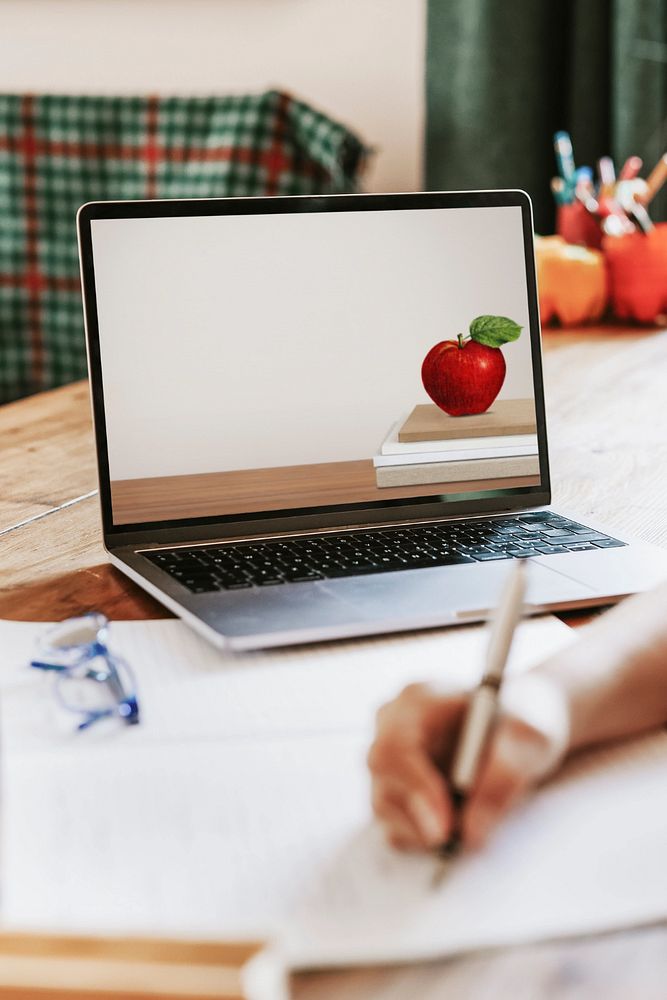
left=368, top=675, right=570, bottom=852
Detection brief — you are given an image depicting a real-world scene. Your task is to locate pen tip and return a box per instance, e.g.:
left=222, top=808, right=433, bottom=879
left=431, top=854, right=457, bottom=889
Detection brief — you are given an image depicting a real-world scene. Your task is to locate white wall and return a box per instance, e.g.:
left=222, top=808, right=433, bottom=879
left=92, top=207, right=535, bottom=480
left=0, top=0, right=426, bottom=192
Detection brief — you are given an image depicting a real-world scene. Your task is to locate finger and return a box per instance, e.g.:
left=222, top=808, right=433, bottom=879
left=372, top=780, right=451, bottom=848
left=462, top=726, right=535, bottom=848
left=369, top=690, right=468, bottom=788
left=369, top=740, right=452, bottom=843
left=420, top=692, right=470, bottom=764
left=374, top=685, right=468, bottom=764
left=368, top=686, right=470, bottom=851
left=373, top=795, right=426, bottom=851
left=368, top=735, right=449, bottom=802
left=386, top=828, right=422, bottom=852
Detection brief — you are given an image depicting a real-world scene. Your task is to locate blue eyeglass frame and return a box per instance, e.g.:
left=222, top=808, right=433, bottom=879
left=29, top=613, right=140, bottom=730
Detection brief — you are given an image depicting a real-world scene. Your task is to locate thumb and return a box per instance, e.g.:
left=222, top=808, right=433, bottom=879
left=462, top=674, right=570, bottom=848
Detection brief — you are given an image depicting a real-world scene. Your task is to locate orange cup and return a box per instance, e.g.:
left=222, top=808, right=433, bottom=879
left=603, top=223, right=667, bottom=324
left=535, top=236, right=608, bottom=327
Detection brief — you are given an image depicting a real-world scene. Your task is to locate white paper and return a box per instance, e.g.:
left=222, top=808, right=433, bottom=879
left=0, top=615, right=572, bottom=750
left=3, top=615, right=665, bottom=970
left=1, top=733, right=370, bottom=941
left=282, top=730, right=667, bottom=967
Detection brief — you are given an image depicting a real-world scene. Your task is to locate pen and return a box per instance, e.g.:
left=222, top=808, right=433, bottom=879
left=598, top=156, right=616, bottom=197
left=554, top=131, right=576, bottom=185
left=640, top=152, right=667, bottom=205
left=574, top=166, right=598, bottom=213
left=628, top=199, right=654, bottom=234
left=619, top=155, right=643, bottom=181
left=550, top=176, right=570, bottom=205
left=432, top=559, right=528, bottom=886
left=597, top=194, right=635, bottom=235
left=616, top=177, right=650, bottom=212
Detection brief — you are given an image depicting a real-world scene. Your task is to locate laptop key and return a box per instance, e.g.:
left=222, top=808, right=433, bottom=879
left=557, top=531, right=607, bottom=543
left=436, top=554, right=476, bottom=565
left=283, top=570, right=324, bottom=582
left=540, top=532, right=595, bottom=544
left=141, top=511, right=624, bottom=593
left=186, top=578, right=220, bottom=591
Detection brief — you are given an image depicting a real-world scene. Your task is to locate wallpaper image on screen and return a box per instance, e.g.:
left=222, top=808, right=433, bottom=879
left=90, top=205, right=540, bottom=525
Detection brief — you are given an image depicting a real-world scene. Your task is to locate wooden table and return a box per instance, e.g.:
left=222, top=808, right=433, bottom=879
left=2, top=325, right=667, bottom=996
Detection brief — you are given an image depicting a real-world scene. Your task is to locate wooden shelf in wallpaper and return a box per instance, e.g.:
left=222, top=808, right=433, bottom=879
left=111, top=459, right=540, bottom=524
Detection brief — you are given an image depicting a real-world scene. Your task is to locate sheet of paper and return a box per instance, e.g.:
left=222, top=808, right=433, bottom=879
left=0, top=614, right=573, bottom=749
left=3, top=721, right=667, bottom=969
left=282, top=730, right=667, bottom=967
left=4, top=614, right=665, bottom=969
left=1, top=733, right=370, bottom=940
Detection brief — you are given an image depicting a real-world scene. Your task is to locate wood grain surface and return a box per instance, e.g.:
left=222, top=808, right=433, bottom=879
left=0, top=931, right=271, bottom=1000
left=2, top=324, right=667, bottom=997
left=0, top=380, right=97, bottom=533
left=3, top=326, right=667, bottom=624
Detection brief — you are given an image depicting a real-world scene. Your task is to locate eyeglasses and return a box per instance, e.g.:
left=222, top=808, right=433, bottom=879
left=29, top=613, right=140, bottom=731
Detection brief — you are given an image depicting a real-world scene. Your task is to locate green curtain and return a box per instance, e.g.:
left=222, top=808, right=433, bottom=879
left=426, top=0, right=667, bottom=233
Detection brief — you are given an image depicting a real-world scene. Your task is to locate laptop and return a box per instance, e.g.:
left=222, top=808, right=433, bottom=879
left=77, top=190, right=667, bottom=650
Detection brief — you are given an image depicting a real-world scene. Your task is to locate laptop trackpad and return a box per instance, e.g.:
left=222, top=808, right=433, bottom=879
left=321, top=560, right=596, bottom=622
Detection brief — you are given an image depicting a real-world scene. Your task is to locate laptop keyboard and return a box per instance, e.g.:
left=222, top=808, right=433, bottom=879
left=141, top=512, right=625, bottom=594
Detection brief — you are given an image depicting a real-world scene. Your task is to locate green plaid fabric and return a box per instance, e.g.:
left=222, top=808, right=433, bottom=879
left=0, top=90, right=366, bottom=403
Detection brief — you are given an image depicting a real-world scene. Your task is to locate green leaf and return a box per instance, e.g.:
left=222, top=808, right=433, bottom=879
left=469, top=315, right=522, bottom=348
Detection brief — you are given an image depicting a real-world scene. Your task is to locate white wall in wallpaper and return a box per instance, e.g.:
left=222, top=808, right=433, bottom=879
left=0, top=0, right=427, bottom=192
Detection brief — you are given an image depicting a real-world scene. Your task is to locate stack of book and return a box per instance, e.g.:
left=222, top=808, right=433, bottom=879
left=374, top=399, right=539, bottom=488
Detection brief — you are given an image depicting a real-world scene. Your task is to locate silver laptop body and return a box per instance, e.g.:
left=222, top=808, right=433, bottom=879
left=77, top=191, right=667, bottom=650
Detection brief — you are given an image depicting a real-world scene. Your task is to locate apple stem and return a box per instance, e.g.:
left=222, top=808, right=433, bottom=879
left=457, top=333, right=465, bottom=348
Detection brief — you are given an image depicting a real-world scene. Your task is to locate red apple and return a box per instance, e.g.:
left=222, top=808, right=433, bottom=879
left=421, top=338, right=506, bottom=416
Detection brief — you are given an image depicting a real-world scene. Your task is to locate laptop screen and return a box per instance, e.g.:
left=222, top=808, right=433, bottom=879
left=86, top=197, right=545, bottom=529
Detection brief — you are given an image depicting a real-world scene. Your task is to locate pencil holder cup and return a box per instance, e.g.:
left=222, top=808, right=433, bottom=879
left=556, top=202, right=603, bottom=249
left=602, top=223, right=667, bottom=324
left=535, top=236, right=608, bottom=327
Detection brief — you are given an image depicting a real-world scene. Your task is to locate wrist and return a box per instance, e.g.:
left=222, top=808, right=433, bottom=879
left=500, top=671, right=572, bottom=774
left=530, top=635, right=630, bottom=753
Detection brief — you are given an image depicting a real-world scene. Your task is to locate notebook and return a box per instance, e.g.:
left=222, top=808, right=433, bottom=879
left=1, top=616, right=666, bottom=970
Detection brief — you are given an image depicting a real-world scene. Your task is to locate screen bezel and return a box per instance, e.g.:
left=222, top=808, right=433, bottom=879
left=77, top=190, right=551, bottom=548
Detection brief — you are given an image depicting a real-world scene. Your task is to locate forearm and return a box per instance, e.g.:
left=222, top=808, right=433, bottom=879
left=535, top=583, right=667, bottom=752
